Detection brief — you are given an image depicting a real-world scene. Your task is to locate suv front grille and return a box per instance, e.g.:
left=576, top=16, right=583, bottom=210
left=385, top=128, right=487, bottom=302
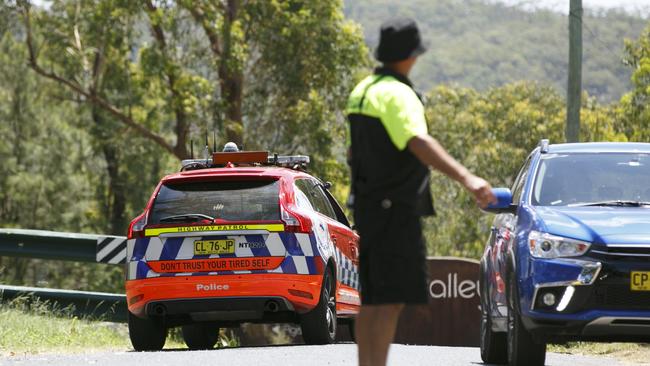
left=590, top=244, right=650, bottom=259
left=590, top=284, right=650, bottom=310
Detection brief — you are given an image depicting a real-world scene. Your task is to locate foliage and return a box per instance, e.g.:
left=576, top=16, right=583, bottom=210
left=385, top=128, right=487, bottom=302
left=0, top=0, right=366, bottom=291
left=421, top=81, right=626, bottom=257
left=344, top=0, right=647, bottom=103
left=0, top=0, right=649, bottom=296
left=617, top=24, right=650, bottom=142
left=227, top=0, right=369, bottom=183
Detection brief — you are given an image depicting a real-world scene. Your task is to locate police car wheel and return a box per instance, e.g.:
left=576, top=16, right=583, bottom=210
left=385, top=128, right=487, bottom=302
left=479, top=280, right=507, bottom=364
left=181, top=323, right=220, bottom=350
left=300, top=269, right=337, bottom=345
left=128, top=312, right=167, bottom=351
left=507, top=275, right=546, bottom=366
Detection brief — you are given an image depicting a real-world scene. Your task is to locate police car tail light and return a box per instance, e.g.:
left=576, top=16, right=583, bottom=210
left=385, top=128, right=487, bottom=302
left=528, top=231, right=590, bottom=258
left=128, top=213, right=147, bottom=239
left=281, top=206, right=311, bottom=233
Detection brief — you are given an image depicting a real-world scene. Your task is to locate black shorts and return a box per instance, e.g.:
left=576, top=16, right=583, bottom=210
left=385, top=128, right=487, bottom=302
left=354, top=199, right=429, bottom=305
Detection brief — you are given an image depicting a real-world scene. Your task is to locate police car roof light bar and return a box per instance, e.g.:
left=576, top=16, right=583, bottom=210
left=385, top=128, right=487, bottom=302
left=539, top=139, right=550, bottom=154
left=180, top=159, right=210, bottom=171
left=270, top=155, right=310, bottom=166
left=181, top=149, right=310, bottom=171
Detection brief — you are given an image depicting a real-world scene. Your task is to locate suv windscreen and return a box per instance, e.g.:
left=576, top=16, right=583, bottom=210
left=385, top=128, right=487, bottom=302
left=532, top=153, right=650, bottom=206
left=149, top=180, right=280, bottom=224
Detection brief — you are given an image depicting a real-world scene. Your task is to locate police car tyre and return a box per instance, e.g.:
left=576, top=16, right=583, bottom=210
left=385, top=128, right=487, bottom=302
left=128, top=312, right=167, bottom=351
left=507, top=274, right=546, bottom=366
left=300, top=269, right=337, bottom=345
left=181, top=323, right=220, bottom=350
left=479, top=280, right=507, bottom=364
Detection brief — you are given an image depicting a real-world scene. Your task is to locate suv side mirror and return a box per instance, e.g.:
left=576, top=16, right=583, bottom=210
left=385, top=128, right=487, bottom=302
left=322, top=181, right=332, bottom=190
left=483, top=188, right=517, bottom=214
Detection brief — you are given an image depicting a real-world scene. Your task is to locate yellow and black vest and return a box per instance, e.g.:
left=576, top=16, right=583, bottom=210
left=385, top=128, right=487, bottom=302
left=347, top=67, right=434, bottom=216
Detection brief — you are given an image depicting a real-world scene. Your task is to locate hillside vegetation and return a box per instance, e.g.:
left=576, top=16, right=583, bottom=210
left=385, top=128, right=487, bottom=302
left=344, top=0, right=647, bottom=102
left=1, top=0, right=650, bottom=290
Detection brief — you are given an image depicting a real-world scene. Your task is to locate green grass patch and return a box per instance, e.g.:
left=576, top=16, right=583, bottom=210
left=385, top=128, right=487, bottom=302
left=0, top=307, right=130, bottom=353
left=550, top=342, right=638, bottom=355
left=0, top=298, right=187, bottom=353
left=550, top=342, right=650, bottom=363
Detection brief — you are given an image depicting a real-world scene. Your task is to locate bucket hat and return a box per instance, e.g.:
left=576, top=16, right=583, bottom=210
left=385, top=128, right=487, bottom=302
left=375, top=17, right=427, bottom=63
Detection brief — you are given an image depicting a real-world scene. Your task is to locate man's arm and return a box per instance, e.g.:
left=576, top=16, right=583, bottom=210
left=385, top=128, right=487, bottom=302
left=408, top=134, right=496, bottom=208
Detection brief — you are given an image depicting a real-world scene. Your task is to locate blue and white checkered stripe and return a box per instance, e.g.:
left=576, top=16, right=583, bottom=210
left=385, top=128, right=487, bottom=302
left=336, top=248, right=359, bottom=290
left=126, top=232, right=325, bottom=280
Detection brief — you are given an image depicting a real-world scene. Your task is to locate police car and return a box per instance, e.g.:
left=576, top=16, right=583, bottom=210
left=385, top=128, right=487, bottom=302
left=480, top=140, right=650, bottom=366
left=125, top=146, right=359, bottom=351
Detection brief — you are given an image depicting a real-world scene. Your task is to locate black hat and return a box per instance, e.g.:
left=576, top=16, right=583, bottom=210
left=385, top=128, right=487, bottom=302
left=375, top=17, right=426, bottom=63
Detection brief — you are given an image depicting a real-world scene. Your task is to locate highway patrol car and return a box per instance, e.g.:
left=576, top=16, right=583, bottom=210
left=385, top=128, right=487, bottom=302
left=125, top=147, right=359, bottom=350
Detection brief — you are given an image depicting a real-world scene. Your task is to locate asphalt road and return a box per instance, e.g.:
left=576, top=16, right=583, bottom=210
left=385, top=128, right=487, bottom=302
left=0, top=344, right=626, bottom=366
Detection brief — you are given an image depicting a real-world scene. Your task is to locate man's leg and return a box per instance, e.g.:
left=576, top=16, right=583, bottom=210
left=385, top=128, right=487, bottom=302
left=356, top=303, right=405, bottom=366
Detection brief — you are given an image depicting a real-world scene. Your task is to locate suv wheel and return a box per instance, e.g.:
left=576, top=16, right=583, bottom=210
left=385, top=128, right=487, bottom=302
left=128, top=312, right=167, bottom=351
left=479, top=280, right=507, bottom=364
left=300, top=269, right=337, bottom=344
left=507, top=275, right=546, bottom=366
left=182, top=323, right=220, bottom=350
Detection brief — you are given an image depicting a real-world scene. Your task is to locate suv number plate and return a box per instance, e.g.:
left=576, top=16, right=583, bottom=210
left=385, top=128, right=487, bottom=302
left=631, top=271, right=650, bottom=291
left=194, top=239, right=235, bottom=255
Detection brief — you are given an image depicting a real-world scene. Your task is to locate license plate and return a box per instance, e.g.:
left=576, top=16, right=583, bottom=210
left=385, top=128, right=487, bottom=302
left=193, top=239, right=235, bottom=255
left=630, top=271, right=650, bottom=291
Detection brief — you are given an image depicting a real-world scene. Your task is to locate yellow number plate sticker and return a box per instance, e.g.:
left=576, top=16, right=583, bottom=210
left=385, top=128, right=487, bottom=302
left=193, top=239, right=235, bottom=255
left=630, top=271, right=650, bottom=291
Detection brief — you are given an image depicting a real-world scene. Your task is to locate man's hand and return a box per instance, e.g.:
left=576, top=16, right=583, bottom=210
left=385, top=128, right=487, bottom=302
left=461, top=174, right=497, bottom=209
left=408, top=134, right=496, bottom=208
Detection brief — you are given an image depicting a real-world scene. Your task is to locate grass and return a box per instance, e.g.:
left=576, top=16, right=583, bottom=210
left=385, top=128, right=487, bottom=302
left=549, top=342, right=650, bottom=364
left=2, top=297, right=648, bottom=362
left=0, top=297, right=187, bottom=354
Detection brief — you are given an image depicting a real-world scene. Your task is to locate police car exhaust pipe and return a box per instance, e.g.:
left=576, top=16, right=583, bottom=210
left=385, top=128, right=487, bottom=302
left=265, top=300, right=279, bottom=313
left=152, top=304, right=167, bottom=317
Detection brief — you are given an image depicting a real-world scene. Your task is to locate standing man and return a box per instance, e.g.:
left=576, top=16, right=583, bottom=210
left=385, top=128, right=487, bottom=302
left=347, top=18, right=496, bottom=366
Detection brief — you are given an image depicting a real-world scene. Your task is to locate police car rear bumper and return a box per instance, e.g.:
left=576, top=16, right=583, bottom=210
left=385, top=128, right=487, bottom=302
left=146, top=296, right=295, bottom=324
left=126, top=273, right=322, bottom=319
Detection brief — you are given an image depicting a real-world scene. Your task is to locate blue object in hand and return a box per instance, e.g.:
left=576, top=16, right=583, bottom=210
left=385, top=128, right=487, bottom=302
left=487, top=187, right=513, bottom=210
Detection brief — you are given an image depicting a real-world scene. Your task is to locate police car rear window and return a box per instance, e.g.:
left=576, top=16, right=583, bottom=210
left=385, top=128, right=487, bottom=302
left=149, top=180, right=280, bottom=224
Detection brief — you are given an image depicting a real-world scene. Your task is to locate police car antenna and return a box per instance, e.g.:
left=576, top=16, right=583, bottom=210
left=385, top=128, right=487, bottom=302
left=190, top=140, right=194, bottom=159
left=202, top=132, right=210, bottom=161
left=212, top=130, right=217, bottom=154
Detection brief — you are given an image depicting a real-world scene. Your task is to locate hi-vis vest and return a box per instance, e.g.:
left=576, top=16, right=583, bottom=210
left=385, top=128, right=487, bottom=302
left=346, top=68, right=434, bottom=216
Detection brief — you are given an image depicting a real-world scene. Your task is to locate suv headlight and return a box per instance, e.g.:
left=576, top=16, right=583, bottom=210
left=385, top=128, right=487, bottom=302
left=528, top=231, right=590, bottom=258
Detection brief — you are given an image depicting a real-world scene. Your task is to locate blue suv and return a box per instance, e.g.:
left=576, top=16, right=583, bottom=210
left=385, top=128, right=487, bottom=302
left=480, top=140, right=650, bottom=366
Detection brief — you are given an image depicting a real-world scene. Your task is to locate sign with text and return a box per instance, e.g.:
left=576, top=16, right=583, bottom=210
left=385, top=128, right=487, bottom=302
left=394, top=257, right=480, bottom=347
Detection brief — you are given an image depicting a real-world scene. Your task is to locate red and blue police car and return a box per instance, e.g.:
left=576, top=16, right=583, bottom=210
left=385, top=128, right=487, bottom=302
left=125, top=147, right=359, bottom=350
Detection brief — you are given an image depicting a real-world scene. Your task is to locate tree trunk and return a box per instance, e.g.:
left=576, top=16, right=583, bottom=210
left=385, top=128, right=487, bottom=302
left=220, top=68, right=244, bottom=145
left=91, top=107, right=127, bottom=235
left=102, top=143, right=127, bottom=235
left=219, top=0, right=244, bottom=146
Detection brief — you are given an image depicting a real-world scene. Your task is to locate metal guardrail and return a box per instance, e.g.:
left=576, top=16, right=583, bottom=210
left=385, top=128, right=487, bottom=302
left=0, top=228, right=127, bottom=264
left=0, top=228, right=128, bottom=322
left=0, top=284, right=127, bottom=322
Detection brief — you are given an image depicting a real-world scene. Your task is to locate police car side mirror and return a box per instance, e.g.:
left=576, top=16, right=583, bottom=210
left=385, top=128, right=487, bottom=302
left=482, top=188, right=517, bottom=214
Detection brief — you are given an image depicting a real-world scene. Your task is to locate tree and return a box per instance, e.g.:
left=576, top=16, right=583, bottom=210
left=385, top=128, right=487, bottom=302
left=17, top=0, right=367, bottom=166
left=617, top=24, right=650, bottom=142
left=13, top=0, right=367, bottom=232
